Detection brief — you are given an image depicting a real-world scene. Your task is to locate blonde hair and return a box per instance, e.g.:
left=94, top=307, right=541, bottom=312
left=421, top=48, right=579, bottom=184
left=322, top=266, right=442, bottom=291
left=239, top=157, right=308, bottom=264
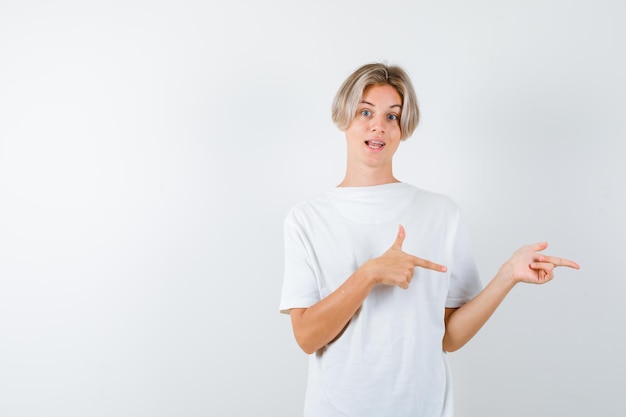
left=331, top=63, right=419, bottom=140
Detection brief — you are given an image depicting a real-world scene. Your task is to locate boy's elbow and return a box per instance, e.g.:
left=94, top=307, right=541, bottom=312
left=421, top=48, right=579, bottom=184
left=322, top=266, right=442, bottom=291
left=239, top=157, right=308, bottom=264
left=442, top=343, right=460, bottom=353
left=442, top=336, right=464, bottom=353
left=291, top=308, right=321, bottom=354
left=299, top=343, right=317, bottom=355
left=294, top=332, right=320, bottom=355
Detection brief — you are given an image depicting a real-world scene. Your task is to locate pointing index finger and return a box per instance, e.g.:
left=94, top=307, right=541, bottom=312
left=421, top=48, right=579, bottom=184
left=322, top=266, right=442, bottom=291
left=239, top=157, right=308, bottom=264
left=540, top=255, right=580, bottom=270
left=410, top=255, right=447, bottom=273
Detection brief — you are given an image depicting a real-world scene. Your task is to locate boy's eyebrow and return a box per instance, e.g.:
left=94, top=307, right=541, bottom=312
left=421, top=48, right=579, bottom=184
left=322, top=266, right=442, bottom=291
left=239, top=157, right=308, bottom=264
left=360, top=100, right=402, bottom=109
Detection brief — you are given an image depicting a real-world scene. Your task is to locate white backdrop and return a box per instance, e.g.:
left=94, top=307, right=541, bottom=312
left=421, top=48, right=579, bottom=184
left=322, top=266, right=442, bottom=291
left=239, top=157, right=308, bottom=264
left=1, top=1, right=624, bottom=416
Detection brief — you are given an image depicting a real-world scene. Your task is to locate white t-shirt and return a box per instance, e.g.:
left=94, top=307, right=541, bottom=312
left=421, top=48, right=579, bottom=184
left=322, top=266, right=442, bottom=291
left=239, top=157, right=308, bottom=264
left=280, top=183, right=482, bottom=417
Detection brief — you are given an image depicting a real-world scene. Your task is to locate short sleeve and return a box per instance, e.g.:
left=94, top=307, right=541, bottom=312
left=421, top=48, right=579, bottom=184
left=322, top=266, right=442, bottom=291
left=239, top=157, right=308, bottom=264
left=279, top=213, right=321, bottom=314
left=446, top=215, right=483, bottom=308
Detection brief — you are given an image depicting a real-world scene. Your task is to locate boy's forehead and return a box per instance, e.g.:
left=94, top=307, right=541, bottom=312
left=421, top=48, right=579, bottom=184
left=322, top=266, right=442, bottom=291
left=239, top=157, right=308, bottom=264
left=359, top=85, right=402, bottom=108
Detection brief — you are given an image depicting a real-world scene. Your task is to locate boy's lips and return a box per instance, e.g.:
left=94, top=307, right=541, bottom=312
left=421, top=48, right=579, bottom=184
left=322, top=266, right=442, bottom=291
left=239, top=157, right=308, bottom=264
left=365, top=140, right=385, bottom=150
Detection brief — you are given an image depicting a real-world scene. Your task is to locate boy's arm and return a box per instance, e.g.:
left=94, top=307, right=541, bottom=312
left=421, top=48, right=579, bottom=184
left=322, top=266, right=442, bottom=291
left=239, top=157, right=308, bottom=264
left=443, top=242, right=580, bottom=352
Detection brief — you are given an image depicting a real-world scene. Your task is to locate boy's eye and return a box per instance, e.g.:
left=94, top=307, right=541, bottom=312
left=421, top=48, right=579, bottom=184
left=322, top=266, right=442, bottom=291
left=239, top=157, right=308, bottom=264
left=360, top=109, right=371, bottom=117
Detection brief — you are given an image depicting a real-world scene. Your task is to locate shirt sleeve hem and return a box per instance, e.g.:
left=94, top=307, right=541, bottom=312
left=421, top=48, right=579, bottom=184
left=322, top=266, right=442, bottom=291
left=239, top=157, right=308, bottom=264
left=279, top=298, right=318, bottom=315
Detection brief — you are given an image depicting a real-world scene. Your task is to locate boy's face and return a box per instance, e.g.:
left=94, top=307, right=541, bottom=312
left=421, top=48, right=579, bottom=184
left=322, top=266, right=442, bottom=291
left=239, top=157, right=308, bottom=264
left=344, top=83, right=403, bottom=170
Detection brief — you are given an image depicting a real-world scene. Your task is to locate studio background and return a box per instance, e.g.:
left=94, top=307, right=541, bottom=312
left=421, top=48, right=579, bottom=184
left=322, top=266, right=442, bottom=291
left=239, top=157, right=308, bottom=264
left=1, top=1, right=624, bottom=416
